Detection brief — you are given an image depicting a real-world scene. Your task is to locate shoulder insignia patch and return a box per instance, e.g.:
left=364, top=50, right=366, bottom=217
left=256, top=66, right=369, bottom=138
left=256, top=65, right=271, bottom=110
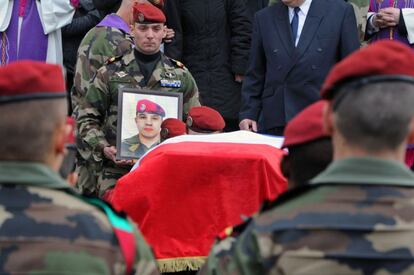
left=105, top=55, right=122, bottom=65
left=169, top=58, right=186, bottom=69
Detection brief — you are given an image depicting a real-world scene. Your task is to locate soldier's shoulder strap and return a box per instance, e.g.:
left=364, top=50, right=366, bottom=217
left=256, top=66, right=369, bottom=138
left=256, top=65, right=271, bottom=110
left=105, top=55, right=124, bottom=66
left=168, top=58, right=187, bottom=70
left=80, top=196, right=136, bottom=275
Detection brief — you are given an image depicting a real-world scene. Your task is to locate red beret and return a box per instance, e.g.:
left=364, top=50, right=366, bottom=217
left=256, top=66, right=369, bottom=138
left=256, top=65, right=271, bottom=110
left=161, top=118, right=186, bottom=139
left=133, top=3, right=166, bottom=24
left=136, top=99, right=165, bottom=117
left=321, top=40, right=414, bottom=99
left=0, top=61, right=65, bottom=104
left=187, top=106, right=225, bottom=133
left=282, top=100, right=329, bottom=148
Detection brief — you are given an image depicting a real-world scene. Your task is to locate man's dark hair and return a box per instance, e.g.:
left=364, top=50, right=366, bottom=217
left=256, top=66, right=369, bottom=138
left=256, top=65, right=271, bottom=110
left=281, top=138, right=333, bottom=188
left=0, top=99, right=66, bottom=163
left=333, top=81, right=414, bottom=152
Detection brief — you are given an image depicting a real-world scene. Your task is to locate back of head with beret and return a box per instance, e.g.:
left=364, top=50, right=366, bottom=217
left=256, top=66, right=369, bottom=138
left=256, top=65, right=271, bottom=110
left=186, top=106, right=225, bottom=133
left=321, top=40, right=414, bottom=100
left=0, top=61, right=66, bottom=104
left=283, top=100, right=329, bottom=148
left=161, top=118, right=187, bottom=139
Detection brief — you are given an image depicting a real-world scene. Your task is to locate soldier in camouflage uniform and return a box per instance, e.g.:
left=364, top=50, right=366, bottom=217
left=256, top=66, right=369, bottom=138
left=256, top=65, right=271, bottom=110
left=200, top=41, right=414, bottom=275
left=73, top=0, right=171, bottom=196
left=268, top=0, right=369, bottom=42
left=121, top=99, right=165, bottom=159
left=72, top=0, right=136, bottom=196
left=0, top=61, right=159, bottom=275
left=76, top=3, right=200, bottom=198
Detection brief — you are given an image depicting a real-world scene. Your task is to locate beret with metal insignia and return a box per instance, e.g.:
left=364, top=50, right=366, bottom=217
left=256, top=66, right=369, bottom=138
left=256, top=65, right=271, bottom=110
left=133, top=3, right=166, bottom=24
left=186, top=106, right=225, bottom=133
left=161, top=118, right=187, bottom=139
left=136, top=99, right=166, bottom=117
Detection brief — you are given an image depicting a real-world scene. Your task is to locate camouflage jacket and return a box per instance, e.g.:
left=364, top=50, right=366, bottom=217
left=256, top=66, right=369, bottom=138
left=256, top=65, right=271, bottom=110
left=268, top=0, right=369, bottom=43
left=0, top=161, right=159, bottom=275
left=76, top=50, right=200, bottom=164
left=72, top=16, right=134, bottom=112
left=120, top=135, right=159, bottom=160
left=71, top=15, right=134, bottom=195
left=200, top=157, right=414, bottom=274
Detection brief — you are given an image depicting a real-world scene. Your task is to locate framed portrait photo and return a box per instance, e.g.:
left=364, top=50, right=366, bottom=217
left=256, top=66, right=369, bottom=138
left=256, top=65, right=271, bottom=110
left=117, top=87, right=183, bottom=160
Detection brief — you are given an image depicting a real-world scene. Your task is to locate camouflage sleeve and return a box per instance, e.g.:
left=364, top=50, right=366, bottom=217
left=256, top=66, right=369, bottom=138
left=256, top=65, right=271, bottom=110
left=199, top=224, right=266, bottom=275
left=72, top=28, right=133, bottom=112
left=182, top=70, right=201, bottom=116
left=76, top=69, right=111, bottom=162
left=133, top=224, right=160, bottom=275
left=348, top=0, right=369, bottom=43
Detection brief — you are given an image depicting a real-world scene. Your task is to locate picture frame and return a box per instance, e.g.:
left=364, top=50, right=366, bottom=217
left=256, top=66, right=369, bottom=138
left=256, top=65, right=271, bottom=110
left=117, top=87, right=183, bottom=160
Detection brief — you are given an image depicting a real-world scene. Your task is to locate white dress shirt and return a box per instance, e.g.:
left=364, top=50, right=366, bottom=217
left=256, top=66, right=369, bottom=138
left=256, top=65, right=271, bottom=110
left=289, top=0, right=313, bottom=46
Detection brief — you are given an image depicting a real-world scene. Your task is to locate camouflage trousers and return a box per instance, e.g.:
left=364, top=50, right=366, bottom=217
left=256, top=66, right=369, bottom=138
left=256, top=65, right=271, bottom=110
left=75, top=162, right=100, bottom=196
left=97, top=166, right=131, bottom=198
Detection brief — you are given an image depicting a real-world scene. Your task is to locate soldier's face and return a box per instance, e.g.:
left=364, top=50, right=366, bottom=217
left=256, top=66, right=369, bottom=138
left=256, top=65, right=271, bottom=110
left=135, top=113, right=163, bottom=140
left=132, top=23, right=166, bottom=55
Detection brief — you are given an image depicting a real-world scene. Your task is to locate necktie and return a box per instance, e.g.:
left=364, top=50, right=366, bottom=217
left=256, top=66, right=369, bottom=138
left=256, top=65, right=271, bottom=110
left=291, top=7, right=300, bottom=45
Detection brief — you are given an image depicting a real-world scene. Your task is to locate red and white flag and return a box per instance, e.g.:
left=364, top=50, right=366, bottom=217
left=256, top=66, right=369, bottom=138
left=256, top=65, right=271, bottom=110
left=112, top=131, right=287, bottom=272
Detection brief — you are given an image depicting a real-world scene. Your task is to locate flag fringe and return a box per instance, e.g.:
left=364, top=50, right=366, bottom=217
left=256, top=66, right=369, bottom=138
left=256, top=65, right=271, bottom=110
left=157, top=256, right=207, bottom=272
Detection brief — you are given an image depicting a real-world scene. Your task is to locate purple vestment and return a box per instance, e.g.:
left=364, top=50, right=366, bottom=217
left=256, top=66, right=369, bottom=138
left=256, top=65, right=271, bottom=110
left=369, top=0, right=414, bottom=46
left=0, top=0, right=48, bottom=65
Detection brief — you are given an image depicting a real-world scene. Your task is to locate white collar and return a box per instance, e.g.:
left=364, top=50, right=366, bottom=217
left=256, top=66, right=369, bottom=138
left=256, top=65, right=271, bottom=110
left=288, top=0, right=313, bottom=17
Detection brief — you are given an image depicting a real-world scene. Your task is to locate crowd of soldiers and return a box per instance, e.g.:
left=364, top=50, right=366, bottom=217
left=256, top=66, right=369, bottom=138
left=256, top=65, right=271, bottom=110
left=3, top=0, right=414, bottom=274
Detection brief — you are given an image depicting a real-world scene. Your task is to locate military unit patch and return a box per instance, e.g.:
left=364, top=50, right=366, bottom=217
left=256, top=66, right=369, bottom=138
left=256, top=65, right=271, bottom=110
left=160, top=79, right=181, bottom=88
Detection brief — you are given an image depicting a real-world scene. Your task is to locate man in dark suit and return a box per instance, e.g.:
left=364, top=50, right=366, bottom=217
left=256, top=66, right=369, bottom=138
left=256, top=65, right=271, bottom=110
left=239, top=0, right=360, bottom=135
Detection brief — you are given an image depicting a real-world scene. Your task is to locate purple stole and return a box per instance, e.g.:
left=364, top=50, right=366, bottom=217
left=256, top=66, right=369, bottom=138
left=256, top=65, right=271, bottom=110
left=1, top=0, right=48, bottom=65
left=96, top=13, right=131, bottom=34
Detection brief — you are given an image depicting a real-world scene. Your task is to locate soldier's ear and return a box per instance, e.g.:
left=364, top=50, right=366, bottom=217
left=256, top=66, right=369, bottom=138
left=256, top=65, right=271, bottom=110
left=280, top=154, right=290, bottom=179
left=322, top=102, right=334, bottom=135
left=407, top=117, right=414, bottom=144
left=55, top=121, right=71, bottom=155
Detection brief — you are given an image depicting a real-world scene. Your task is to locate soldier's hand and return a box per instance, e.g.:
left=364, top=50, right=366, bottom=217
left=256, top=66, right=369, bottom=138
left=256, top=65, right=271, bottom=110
left=235, top=74, right=244, bottom=83
left=103, top=146, right=117, bottom=162
left=164, top=27, right=175, bottom=43
left=103, top=146, right=134, bottom=166
left=239, top=119, right=258, bottom=132
left=115, top=159, right=134, bottom=166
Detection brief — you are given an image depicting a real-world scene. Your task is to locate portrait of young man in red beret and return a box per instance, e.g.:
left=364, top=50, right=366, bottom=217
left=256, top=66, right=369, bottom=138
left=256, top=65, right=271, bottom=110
left=120, top=99, right=166, bottom=159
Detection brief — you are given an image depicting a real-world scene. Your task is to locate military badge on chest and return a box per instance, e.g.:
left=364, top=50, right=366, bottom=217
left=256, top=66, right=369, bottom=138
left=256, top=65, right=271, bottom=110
left=115, top=71, right=128, bottom=78
left=160, top=71, right=181, bottom=88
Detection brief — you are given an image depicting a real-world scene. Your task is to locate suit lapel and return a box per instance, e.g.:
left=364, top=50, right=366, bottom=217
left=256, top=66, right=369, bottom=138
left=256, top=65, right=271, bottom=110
left=274, top=4, right=295, bottom=58
left=296, top=0, right=327, bottom=57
